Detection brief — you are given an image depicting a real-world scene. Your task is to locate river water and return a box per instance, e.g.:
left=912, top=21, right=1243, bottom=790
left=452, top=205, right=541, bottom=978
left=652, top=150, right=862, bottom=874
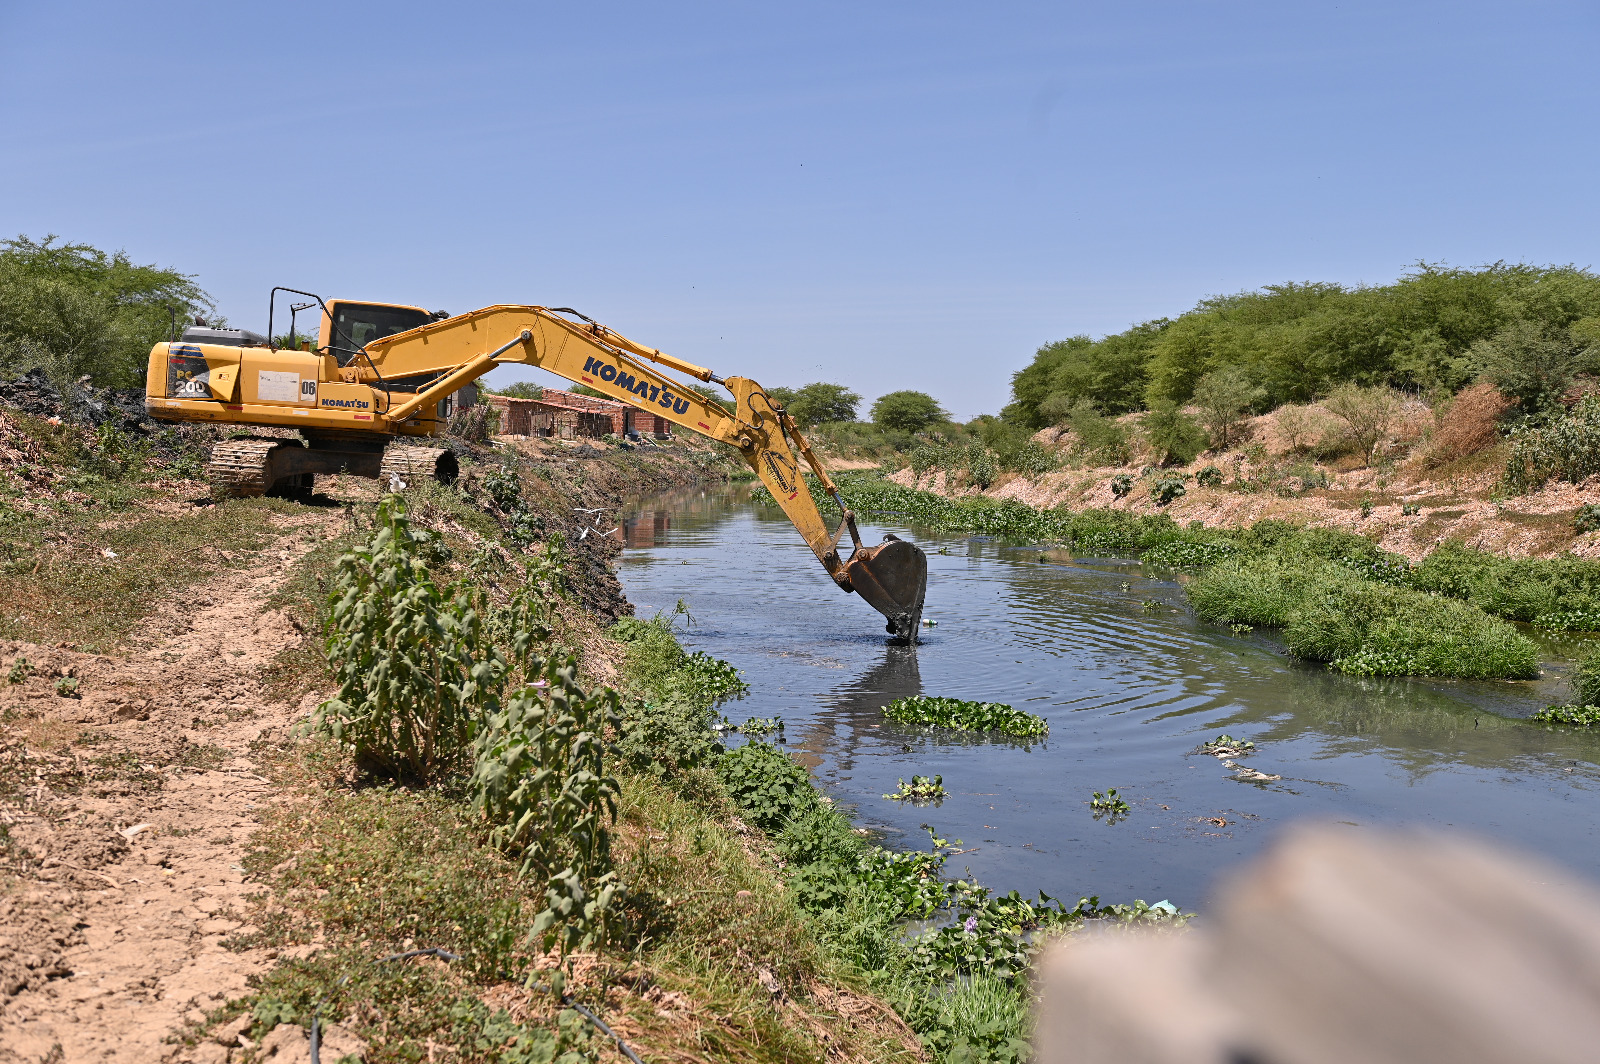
left=617, top=484, right=1600, bottom=907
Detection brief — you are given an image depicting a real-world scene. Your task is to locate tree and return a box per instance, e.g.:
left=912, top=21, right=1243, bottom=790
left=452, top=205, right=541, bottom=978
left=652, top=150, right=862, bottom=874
left=871, top=390, right=947, bottom=433
left=785, top=382, right=861, bottom=427
left=1191, top=365, right=1265, bottom=449
left=1323, top=383, right=1403, bottom=466
left=1468, top=320, right=1596, bottom=417
left=494, top=381, right=545, bottom=400
left=1141, top=402, right=1209, bottom=466
left=0, top=234, right=213, bottom=387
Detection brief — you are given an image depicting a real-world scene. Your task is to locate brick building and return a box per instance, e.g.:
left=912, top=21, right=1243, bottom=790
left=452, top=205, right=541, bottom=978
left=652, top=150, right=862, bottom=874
left=488, top=386, right=674, bottom=439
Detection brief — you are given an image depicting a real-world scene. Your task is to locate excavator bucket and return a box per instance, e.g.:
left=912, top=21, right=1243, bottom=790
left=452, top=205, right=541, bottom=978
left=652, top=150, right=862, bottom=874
left=845, top=534, right=928, bottom=642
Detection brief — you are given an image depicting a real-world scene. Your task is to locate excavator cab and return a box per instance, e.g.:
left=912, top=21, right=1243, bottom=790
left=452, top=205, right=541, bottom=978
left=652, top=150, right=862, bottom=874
left=318, top=301, right=437, bottom=365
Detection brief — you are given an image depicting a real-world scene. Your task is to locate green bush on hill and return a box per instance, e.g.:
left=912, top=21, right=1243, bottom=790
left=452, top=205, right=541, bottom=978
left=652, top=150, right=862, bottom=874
left=0, top=234, right=213, bottom=387
left=1003, top=263, right=1600, bottom=429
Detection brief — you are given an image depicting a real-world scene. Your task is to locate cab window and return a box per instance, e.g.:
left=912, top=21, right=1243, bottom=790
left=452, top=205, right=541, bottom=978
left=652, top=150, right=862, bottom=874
left=329, top=303, right=432, bottom=361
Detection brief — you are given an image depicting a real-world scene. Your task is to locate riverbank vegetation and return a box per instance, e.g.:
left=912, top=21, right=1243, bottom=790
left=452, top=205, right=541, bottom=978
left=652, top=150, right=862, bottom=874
left=757, top=472, right=1600, bottom=683
left=208, top=466, right=1189, bottom=1064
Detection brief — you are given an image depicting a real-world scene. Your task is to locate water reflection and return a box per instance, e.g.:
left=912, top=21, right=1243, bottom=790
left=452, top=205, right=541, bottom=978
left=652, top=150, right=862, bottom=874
left=619, top=484, right=1600, bottom=902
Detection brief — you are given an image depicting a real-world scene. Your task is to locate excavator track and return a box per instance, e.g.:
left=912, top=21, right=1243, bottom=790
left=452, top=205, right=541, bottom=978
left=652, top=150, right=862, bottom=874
left=378, top=446, right=458, bottom=490
left=206, top=439, right=287, bottom=498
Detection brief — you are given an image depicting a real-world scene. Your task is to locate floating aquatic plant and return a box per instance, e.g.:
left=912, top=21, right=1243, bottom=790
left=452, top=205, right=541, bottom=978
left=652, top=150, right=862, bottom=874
left=884, top=775, right=946, bottom=802
left=1532, top=704, right=1600, bottom=727
left=882, top=696, right=1049, bottom=738
left=1089, top=789, right=1130, bottom=822
left=1197, top=734, right=1255, bottom=757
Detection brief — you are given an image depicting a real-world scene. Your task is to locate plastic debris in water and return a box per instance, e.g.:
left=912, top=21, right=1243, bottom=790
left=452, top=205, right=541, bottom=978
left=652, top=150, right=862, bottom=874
left=921, top=618, right=937, bottom=626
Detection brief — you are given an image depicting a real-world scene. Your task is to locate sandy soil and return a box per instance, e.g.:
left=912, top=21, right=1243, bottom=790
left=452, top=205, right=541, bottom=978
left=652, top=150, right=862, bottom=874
left=0, top=507, right=341, bottom=1064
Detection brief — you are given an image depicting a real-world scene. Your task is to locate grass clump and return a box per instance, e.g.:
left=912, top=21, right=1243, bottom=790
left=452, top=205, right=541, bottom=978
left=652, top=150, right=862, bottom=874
left=1409, top=541, right=1600, bottom=631
left=883, top=695, right=1049, bottom=738
left=1287, top=580, right=1539, bottom=679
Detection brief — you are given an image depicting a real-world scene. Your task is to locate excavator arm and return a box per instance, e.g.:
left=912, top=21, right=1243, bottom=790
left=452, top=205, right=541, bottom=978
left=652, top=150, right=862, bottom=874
left=358, top=306, right=927, bottom=638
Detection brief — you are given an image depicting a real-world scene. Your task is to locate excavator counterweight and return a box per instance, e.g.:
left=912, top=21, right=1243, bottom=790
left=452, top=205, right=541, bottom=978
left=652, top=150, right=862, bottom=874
left=145, top=293, right=929, bottom=640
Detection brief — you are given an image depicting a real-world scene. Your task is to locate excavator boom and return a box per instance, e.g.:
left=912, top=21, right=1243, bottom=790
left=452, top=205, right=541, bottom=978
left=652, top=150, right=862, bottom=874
left=145, top=300, right=928, bottom=639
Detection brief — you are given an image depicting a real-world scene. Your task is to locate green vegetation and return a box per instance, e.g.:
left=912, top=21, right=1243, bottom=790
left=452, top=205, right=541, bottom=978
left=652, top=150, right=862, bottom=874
left=871, top=389, right=949, bottom=433
left=884, top=775, right=946, bottom=802
left=1089, top=789, right=1130, bottom=821
left=0, top=233, right=213, bottom=387
left=767, top=382, right=862, bottom=428
left=1197, top=734, right=1256, bottom=756
left=1003, top=263, right=1600, bottom=426
left=1531, top=704, right=1600, bottom=727
left=882, top=696, right=1050, bottom=738
left=711, top=742, right=1186, bottom=1062
left=778, top=474, right=1577, bottom=680
left=1503, top=393, right=1600, bottom=494
left=313, top=498, right=516, bottom=779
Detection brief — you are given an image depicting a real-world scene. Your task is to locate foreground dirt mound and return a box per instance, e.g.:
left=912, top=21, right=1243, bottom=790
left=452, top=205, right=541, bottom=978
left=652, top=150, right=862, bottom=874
left=0, top=507, right=339, bottom=1064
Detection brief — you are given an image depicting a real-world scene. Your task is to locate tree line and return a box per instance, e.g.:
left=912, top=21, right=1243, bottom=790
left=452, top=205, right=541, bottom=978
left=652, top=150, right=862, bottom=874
left=1004, top=262, right=1600, bottom=430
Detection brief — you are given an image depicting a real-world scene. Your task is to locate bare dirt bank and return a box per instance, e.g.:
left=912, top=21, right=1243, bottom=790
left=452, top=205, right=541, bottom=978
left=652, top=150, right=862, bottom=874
left=888, top=435, right=1600, bottom=563
left=1, top=509, right=338, bottom=1064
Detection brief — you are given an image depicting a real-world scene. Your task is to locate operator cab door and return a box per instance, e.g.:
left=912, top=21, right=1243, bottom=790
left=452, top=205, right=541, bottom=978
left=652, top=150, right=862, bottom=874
left=320, top=301, right=435, bottom=366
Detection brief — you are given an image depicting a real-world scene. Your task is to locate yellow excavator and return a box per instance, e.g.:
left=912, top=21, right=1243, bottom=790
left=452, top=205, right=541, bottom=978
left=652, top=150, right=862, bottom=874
left=143, top=289, right=927, bottom=638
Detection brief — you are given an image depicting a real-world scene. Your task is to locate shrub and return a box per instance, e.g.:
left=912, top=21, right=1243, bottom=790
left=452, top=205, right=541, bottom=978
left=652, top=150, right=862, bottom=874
left=1273, top=404, right=1332, bottom=453
left=715, top=741, right=816, bottom=832
left=1427, top=383, right=1512, bottom=465
left=469, top=652, right=624, bottom=952
left=1063, top=400, right=1133, bottom=465
left=881, top=695, right=1048, bottom=737
left=1110, top=473, right=1133, bottom=497
left=1469, top=320, right=1596, bottom=417
left=448, top=402, right=500, bottom=442
left=1151, top=474, right=1187, bottom=505
left=1192, top=366, right=1264, bottom=449
left=964, top=446, right=997, bottom=490
left=1141, top=402, right=1208, bottom=465
left=313, top=497, right=509, bottom=778
left=1196, top=465, right=1223, bottom=487
left=1323, top=384, right=1403, bottom=466
left=1503, top=394, right=1600, bottom=493
left=1577, top=505, right=1600, bottom=534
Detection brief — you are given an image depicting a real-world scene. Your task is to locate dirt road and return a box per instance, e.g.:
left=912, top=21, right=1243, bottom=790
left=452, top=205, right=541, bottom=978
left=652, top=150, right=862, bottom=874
left=1, top=507, right=340, bottom=1064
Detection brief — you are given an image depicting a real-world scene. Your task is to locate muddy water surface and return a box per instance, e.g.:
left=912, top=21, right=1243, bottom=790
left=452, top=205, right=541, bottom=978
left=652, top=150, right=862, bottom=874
left=618, top=485, right=1600, bottom=907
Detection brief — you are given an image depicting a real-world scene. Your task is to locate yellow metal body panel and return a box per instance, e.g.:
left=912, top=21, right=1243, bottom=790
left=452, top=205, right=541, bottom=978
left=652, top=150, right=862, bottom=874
left=144, top=303, right=856, bottom=578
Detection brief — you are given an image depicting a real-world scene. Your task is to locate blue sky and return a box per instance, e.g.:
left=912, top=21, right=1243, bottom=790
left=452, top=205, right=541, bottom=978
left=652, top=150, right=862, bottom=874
left=3, top=1, right=1596, bottom=417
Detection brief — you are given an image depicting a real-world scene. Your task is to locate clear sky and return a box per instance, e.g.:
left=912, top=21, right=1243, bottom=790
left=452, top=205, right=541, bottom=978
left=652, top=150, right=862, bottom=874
left=3, top=1, right=1596, bottom=417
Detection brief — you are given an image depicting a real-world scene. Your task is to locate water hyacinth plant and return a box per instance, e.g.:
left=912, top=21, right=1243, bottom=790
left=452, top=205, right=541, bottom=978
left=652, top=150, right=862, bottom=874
left=882, top=695, right=1049, bottom=738
left=1089, top=789, right=1130, bottom=822
left=1531, top=704, right=1600, bottom=727
left=884, top=774, right=946, bottom=802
